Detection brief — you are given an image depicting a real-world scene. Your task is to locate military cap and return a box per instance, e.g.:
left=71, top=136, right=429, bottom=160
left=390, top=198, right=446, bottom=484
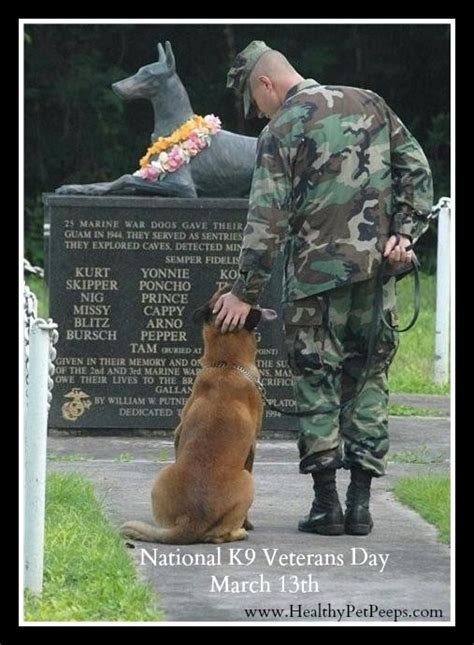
left=226, top=40, right=272, bottom=118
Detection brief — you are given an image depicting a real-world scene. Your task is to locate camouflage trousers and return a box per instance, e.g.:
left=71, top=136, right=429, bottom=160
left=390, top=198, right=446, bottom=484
left=283, top=277, right=399, bottom=477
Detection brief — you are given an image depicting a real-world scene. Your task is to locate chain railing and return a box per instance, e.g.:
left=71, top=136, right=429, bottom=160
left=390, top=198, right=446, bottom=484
left=23, top=285, right=38, bottom=395
left=23, top=259, right=59, bottom=594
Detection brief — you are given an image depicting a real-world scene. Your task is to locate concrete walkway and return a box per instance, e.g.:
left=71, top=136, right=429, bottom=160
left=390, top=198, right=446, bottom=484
left=390, top=393, right=450, bottom=415
left=47, top=402, right=451, bottom=624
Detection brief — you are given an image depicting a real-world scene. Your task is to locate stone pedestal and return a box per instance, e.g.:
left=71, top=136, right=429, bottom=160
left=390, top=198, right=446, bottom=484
left=44, top=195, right=297, bottom=431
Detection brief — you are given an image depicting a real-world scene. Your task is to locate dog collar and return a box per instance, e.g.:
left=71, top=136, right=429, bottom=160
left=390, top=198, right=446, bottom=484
left=204, top=361, right=264, bottom=394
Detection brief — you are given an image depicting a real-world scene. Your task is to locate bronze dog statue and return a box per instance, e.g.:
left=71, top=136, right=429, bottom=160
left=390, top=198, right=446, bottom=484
left=56, top=41, right=257, bottom=198
left=120, top=291, right=276, bottom=544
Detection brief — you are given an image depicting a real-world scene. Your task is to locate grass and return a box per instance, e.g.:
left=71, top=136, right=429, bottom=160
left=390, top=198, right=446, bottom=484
left=158, top=447, right=170, bottom=462
left=48, top=453, right=95, bottom=462
left=388, top=403, right=446, bottom=417
left=24, top=274, right=49, bottom=319
left=114, top=452, right=134, bottom=462
left=392, top=475, right=450, bottom=543
left=389, top=273, right=449, bottom=394
left=24, top=472, right=163, bottom=622
left=390, top=444, right=444, bottom=464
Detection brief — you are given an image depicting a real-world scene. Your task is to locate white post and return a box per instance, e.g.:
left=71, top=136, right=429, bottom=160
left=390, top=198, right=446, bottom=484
left=24, top=319, right=56, bottom=594
left=434, top=197, right=451, bottom=385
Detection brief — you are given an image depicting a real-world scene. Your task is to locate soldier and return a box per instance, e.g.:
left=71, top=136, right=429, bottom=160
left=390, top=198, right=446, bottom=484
left=214, top=41, right=433, bottom=535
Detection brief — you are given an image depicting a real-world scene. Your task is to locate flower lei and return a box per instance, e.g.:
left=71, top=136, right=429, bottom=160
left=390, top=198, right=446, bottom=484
left=133, top=114, right=222, bottom=182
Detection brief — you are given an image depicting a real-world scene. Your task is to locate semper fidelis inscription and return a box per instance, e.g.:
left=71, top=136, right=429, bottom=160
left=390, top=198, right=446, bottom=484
left=44, top=195, right=296, bottom=431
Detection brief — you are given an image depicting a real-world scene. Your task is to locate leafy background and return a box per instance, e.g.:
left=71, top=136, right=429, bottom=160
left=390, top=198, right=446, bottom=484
left=24, top=23, right=450, bottom=268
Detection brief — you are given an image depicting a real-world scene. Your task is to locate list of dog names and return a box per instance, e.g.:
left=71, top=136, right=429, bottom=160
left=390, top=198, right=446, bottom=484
left=47, top=200, right=296, bottom=429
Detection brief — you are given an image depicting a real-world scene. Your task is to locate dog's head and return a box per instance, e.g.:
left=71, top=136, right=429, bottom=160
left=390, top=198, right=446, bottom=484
left=192, top=287, right=277, bottom=332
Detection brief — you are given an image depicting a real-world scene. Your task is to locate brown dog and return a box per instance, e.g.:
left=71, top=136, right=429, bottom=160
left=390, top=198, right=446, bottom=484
left=120, top=291, right=276, bottom=544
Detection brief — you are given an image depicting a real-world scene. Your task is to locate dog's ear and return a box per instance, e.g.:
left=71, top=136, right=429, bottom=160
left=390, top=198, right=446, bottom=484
left=243, top=308, right=261, bottom=331
left=191, top=303, right=213, bottom=324
left=260, top=308, right=278, bottom=322
left=243, top=307, right=278, bottom=331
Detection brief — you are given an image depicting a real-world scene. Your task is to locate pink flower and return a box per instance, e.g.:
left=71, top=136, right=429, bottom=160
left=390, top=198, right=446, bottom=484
left=204, top=114, right=222, bottom=135
left=168, top=145, right=186, bottom=163
left=158, top=146, right=186, bottom=172
left=181, top=138, right=200, bottom=156
left=140, top=164, right=160, bottom=181
left=189, top=132, right=208, bottom=150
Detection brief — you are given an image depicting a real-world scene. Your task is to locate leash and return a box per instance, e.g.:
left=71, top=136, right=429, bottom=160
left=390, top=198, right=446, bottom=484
left=267, top=249, right=420, bottom=417
left=379, top=249, right=420, bottom=333
left=205, top=250, right=420, bottom=418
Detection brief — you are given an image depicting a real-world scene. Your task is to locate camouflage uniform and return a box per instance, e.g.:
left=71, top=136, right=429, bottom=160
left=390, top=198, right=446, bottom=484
left=227, top=42, right=433, bottom=476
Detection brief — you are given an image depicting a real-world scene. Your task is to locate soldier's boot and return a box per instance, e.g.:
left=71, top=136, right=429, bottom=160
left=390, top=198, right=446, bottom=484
left=298, top=469, right=344, bottom=535
left=344, top=467, right=374, bottom=535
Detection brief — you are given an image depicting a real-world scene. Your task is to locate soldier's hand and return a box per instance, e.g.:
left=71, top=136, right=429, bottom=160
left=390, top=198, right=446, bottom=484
left=384, top=234, right=413, bottom=264
left=213, top=292, right=251, bottom=334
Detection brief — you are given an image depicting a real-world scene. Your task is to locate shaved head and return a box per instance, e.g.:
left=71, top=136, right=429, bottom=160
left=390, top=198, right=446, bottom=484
left=249, top=50, right=297, bottom=86
left=247, top=49, right=304, bottom=116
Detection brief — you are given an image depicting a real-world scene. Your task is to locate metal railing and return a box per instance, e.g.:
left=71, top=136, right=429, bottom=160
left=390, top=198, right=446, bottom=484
left=23, top=260, right=58, bottom=594
left=429, top=197, right=451, bottom=385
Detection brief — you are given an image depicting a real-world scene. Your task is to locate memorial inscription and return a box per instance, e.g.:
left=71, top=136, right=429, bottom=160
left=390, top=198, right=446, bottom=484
left=45, top=195, right=296, bottom=430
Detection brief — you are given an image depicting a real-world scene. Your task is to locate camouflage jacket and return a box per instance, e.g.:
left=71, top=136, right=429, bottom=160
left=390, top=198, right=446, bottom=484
left=231, top=79, right=433, bottom=304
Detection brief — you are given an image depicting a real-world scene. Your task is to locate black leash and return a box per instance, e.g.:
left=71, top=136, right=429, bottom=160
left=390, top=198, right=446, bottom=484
left=259, top=250, right=420, bottom=417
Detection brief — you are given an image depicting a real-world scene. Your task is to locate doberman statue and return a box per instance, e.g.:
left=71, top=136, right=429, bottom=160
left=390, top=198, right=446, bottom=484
left=56, top=41, right=257, bottom=198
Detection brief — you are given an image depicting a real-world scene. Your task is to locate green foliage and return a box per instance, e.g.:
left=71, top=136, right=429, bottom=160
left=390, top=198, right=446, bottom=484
left=25, top=27, right=132, bottom=198
left=24, top=274, right=48, bottom=319
left=24, top=472, right=163, bottom=621
left=24, top=24, right=450, bottom=269
left=414, top=112, right=450, bottom=272
left=392, top=475, right=450, bottom=543
left=426, top=112, right=450, bottom=200
left=25, top=195, right=45, bottom=268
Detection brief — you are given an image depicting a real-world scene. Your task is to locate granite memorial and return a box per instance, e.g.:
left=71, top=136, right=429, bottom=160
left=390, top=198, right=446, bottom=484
left=45, top=195, right=296, bottom=431
left=47, top=40, right=297, bottom=431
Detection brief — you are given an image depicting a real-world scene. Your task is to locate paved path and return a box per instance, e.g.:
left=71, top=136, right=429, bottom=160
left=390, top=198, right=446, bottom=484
left=390, top=393, right=450, bottom=415
left=47, top=409, right=451, bottom=624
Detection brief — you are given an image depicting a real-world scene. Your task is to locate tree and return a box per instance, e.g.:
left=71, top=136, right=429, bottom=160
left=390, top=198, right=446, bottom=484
left=24, top=23, right=450, bottom=267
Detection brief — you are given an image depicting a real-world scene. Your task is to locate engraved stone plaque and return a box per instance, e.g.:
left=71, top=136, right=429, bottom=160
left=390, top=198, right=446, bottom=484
left=44, top=195, right=296, bottom=430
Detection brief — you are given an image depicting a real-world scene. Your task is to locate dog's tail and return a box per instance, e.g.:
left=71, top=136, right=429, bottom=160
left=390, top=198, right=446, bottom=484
left=120, top=519, right=198, bottom=544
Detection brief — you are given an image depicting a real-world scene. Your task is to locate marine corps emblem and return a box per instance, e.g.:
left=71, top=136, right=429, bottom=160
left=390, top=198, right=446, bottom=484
left=61, top=388, right=92, bottom=421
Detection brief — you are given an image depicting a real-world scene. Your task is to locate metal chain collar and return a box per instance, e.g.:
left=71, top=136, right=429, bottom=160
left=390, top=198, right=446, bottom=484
left=204, top=361, right=265, bottom=395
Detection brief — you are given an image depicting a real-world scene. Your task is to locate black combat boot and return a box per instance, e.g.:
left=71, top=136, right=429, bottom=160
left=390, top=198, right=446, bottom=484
left=298, top=469, right=344, bottom=535
left=344, top=467, right=374, bottom=535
